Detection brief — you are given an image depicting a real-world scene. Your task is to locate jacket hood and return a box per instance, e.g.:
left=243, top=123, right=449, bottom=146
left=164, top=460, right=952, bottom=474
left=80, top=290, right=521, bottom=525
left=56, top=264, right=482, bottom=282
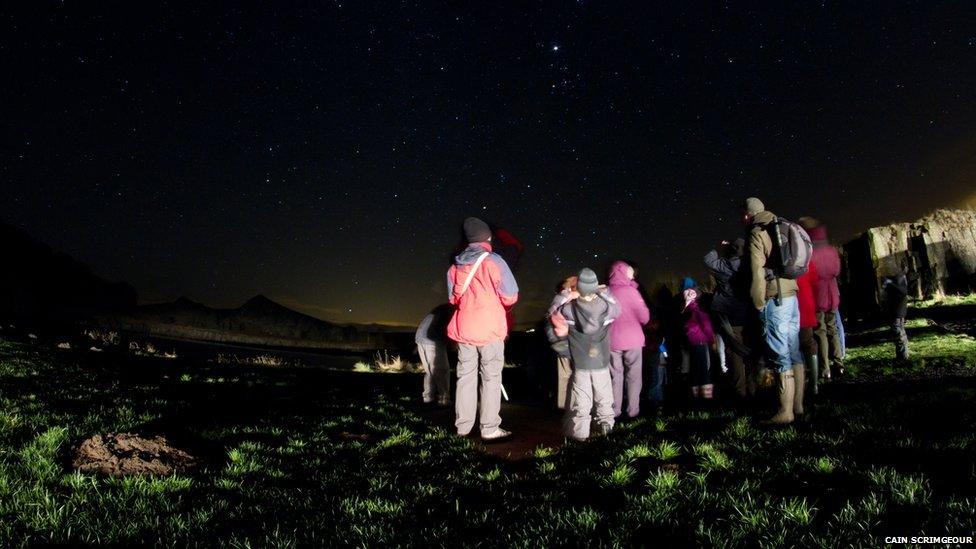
left=454, top=242, right=492, bottom=265
left=608, top=261, right=636, bottom=288
left=807, top=224, right=829, bottom=243
left=751, top=210, right=777, bottom=226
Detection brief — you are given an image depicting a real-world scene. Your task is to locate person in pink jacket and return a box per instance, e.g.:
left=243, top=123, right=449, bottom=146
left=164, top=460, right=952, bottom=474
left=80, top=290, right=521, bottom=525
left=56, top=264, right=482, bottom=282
left=607, top=261, right=651, bottom=418
left=446, top=217, right=519, bottom=440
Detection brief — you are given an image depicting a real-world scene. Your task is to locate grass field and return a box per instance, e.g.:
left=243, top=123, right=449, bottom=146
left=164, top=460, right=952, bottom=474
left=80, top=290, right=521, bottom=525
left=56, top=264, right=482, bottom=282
left=1, top=333, right=975, bottom=547
left=845, top=317, right=976, bottom=379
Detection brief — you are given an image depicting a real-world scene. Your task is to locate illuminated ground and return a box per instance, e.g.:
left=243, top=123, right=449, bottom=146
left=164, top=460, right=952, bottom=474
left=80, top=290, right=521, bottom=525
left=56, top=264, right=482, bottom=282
left=1, top=322, right=974, bottom=546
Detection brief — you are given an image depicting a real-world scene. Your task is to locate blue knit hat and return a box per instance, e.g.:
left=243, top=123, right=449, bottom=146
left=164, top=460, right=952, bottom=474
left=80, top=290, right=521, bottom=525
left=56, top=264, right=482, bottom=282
left=681, top=277, right=697, bottom=291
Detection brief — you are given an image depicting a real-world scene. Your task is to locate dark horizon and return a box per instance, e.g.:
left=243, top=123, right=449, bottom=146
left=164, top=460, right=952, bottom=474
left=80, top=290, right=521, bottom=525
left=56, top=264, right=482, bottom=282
left=3, top=3, right=976, bottom=325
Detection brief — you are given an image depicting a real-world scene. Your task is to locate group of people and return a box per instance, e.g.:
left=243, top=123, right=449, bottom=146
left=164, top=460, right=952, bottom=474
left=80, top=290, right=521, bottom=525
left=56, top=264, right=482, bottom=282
left=415, top=201, right=911, bottom=442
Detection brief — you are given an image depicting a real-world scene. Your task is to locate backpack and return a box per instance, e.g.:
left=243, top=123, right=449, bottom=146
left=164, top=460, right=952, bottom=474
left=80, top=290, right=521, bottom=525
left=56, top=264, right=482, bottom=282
left=765, top=217, right=813, bottom=280
left=545, top=306, right=571, bottom=357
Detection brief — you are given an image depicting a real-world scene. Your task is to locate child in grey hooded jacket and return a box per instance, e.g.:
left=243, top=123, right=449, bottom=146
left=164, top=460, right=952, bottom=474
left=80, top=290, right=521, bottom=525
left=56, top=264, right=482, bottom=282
left=554, top=268, right=621, bottom=441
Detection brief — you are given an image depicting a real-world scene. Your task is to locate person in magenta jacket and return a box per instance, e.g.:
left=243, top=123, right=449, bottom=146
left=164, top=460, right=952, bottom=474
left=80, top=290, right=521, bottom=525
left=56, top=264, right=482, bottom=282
left=607, top=261, right=651, bottom=418
left=682, top=286, right=715, bottom=399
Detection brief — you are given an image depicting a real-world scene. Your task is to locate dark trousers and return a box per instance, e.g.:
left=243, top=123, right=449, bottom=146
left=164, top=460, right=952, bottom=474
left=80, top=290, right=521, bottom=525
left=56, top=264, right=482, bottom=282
left=689, top=344, right=712, bottom=386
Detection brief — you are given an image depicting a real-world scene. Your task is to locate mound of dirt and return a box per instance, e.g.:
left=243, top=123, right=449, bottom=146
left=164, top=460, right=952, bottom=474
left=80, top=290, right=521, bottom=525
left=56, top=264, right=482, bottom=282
left=73, top=433, right=197, bottom=476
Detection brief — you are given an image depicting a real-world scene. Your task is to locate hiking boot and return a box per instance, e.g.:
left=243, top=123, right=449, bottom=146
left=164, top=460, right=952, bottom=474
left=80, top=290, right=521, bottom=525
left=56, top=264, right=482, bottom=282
left=792, top=363, right=805, bottom=416
left=762, top=370, right=795, bottom=425
left=481, top=428, right=512, bottom=441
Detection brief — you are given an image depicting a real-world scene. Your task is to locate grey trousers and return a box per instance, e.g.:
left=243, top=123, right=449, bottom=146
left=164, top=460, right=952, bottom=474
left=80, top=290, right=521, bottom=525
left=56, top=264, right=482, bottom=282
left=564, top=368, right=615, bottom=440
left=610, top=349, right=643, bottom=417
left=455, top=341, right=505, bottom=435
left=815, top=311, right=844, bottom=374
left=418, top=342, right=450, bottom=403
left=893, top=317, right=910, bottom=360
left=556, top=356, right=573, bottom=410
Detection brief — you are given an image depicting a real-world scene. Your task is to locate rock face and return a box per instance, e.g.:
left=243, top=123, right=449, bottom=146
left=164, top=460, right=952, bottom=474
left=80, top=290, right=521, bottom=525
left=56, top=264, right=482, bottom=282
left=842, top=209, right=976, bottom=315
left=73, top=433, right=197, bottom=476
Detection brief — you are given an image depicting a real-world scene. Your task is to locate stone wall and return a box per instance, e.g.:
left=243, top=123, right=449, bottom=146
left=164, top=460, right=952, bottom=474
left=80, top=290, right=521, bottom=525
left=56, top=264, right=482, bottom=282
left=841, top=208, right=976, bottom=316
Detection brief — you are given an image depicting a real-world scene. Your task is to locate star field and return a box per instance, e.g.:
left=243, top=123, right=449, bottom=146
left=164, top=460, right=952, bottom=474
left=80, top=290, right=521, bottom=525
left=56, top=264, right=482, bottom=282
left=2, top=2, right=976, bottom=325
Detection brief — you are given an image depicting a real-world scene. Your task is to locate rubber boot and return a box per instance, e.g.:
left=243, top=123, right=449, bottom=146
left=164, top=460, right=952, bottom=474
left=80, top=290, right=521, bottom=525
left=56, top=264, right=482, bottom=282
left=809, top=355, right=819, bottom=396
left=792, top=364, right=805, bottom=417
left=762, top=370, right=795, bottom=425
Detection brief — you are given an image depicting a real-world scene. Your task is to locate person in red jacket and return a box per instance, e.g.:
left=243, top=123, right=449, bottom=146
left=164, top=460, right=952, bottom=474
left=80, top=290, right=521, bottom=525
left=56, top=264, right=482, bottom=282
left=491, top=226, right=524, bottom=333
left=796, top=259, right=820, bottom=412
left=801, top=217, right=844, bottom=381
left=446, top=217, right=519, bottom=440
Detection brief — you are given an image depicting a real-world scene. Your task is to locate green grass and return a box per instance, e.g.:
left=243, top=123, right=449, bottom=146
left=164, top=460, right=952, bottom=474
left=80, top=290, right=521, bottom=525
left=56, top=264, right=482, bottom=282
left=0, top=336, right=974, bottom=546
left=845, top=318, right=976, bottom=378
left=910, top=292, right=976, bottom=309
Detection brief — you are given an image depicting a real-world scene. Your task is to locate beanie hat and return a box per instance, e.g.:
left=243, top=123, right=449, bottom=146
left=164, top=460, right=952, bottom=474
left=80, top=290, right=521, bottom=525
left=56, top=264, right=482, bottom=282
left=744, top=197, right=765, bottom=216
left=577, top=268, right=599, bottom=296
left=463, top=217, right=492, bottom=244
left=681, top=276, right=697, bottom=291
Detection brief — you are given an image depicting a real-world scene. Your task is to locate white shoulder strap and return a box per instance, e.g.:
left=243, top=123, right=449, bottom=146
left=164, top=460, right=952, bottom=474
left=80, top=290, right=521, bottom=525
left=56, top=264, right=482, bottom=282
left=458, top=252, right=490, bottom=297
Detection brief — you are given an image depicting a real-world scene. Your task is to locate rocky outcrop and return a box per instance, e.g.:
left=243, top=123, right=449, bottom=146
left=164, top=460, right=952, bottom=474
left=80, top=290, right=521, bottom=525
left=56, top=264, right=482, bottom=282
left=842, top=209, right=976, bottom=315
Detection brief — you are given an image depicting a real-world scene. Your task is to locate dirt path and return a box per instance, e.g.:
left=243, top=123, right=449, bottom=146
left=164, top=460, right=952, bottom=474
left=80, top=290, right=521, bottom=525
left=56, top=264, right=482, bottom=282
left=416, top=402, right=566, bottom=460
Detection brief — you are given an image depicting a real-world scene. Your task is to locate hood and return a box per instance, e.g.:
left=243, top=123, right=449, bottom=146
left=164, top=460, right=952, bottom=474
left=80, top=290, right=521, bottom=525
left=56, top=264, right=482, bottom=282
left=454, top=242, right=492, bottom=265
left=608, top=261, right=636, bottom=288
left=751, top=210, right=777, bottom=226
left=807, top=224, right=828, bottom=243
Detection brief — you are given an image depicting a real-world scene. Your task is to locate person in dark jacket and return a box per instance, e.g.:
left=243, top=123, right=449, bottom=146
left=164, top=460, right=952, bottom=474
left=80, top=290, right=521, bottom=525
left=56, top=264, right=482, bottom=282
left=883, top=267, right=911, bottom=361
left=703, top=238, right=754, bottom=399
left=555, top=268, right=620, bottom=441
left=416, top=303, right=455, bottom=405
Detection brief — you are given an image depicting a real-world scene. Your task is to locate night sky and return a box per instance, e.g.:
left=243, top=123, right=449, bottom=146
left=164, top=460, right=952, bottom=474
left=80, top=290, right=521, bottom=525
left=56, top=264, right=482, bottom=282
left=3, top=2, right=976, bottom=327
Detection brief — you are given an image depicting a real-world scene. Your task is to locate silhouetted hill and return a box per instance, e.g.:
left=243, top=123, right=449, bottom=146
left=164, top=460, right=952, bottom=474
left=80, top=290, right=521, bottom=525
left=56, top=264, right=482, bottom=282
left=97, top=295, right=400, bottom=351
left=0, top=221, right=137, bottom=322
